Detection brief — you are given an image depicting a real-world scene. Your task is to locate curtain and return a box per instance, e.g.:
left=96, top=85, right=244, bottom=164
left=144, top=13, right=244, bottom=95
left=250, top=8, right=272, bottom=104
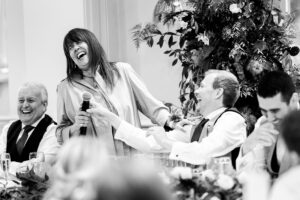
left=0, top=0, right=7, bottom=70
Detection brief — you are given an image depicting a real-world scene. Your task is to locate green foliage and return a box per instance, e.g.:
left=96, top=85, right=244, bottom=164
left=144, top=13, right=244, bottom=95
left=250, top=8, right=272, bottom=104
left=132, top=0, right=299, bottom=117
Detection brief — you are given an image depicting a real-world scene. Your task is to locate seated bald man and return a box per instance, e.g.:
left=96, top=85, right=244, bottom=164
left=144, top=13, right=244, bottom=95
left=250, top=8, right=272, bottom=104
left=0, top=82, right=60, bottom=174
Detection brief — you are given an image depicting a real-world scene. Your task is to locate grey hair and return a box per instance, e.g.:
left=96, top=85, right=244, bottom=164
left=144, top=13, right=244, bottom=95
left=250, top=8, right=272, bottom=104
left=19, top=82, right=48, bottom=103
left=205, top=70, right=240, bottom=107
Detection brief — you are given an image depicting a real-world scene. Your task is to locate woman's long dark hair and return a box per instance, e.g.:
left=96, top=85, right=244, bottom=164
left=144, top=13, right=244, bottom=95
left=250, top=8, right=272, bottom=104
left=63, top=28, right=120, bottom=90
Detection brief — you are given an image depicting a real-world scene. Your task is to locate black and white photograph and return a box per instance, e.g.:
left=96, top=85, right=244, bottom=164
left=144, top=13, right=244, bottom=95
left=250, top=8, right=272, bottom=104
left=0, top=0, right=300, bottom=199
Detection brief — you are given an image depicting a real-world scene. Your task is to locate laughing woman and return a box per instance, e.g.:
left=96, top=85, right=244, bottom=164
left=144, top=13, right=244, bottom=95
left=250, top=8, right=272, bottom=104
left=56, top=28, right=171, bottom=155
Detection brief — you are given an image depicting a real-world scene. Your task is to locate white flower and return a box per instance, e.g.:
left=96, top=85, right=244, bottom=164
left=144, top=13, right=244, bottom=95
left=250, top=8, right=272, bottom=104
left=271, top=10, right=277, bottom=15
left=201, top=193, right=220, bottom=200
left=216, top=174, right=235, bottom=190
left=201, top=169, right=216, bottom=181
left=170, top=167, right=193, bottom=179
left=179, top=21, right=188, bottom=29
left=229, top=4, right=242, bottom=13
left=196, top=33, right=209, bottom=45
left=247, top=59, right=264, bottom=75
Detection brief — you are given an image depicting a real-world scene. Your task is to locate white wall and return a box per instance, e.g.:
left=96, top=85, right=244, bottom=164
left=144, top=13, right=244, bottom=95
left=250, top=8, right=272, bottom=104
left=5, top=0, right=26, bottom=118
left=124, top=0, right=182, bottom=106
left=87, top=0, right=182, bottom=106
left=0, top=0, right=9, bottom=115
left=5, top=0, right=85, bottom=120
left=3, top=0, right=182, bottom=121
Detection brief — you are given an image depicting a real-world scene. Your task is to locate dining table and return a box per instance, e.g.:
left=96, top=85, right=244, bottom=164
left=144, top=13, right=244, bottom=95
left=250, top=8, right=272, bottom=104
left=0, top=164, right=49, bottom=200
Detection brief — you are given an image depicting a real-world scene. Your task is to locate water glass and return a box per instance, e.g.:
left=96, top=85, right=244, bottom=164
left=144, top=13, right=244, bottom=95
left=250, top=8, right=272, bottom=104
left=211, top=157, right=235, bottom=175
left=29, top=152, right=45, bottom=177
left=1, top=153, right=11, bottom=179
left=29, top=152, right=45, bottom=162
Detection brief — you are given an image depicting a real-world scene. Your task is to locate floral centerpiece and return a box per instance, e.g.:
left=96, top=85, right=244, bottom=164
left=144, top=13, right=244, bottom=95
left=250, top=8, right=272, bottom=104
left=168, top=167, right=243, bottom=200
left=132, top=0, right=299, bottom=130
left=0, top=167, right=49, bottom=200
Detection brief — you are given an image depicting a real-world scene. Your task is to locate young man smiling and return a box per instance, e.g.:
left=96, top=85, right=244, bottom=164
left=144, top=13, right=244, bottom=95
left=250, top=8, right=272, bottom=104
left=237, top=71, right=299, bottom=178
left=148, top=70, right=247, bottom=164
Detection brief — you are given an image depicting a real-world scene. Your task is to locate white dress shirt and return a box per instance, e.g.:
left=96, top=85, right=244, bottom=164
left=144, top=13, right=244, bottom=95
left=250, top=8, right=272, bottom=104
left=236, top=116, right=293, bottom=177
left=242, top=165, right=300, bottom=200
left=235, top=117, right=267, bottom=175
left=276, top=136, right=286, bottom=165
left=115, top=107, right=246, bottom=164
left=115, top=120, right=189, bottom=153
left=236, top=116, right=289, bottom=176
left=269, top=165, right=300, bottom=200
left=0, top=115, right=60, bottom=174
left=169, top=108, right=246, bottom=164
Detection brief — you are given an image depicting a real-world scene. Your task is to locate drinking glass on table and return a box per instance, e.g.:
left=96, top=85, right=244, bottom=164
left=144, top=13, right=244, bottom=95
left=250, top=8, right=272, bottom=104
left=1, top=153, right=11, bottom=180
left=211, top=157, right=235, bottom=176
left=29, top=152, right=45, bottom=162
left=29, top=152, right=45, bottom=177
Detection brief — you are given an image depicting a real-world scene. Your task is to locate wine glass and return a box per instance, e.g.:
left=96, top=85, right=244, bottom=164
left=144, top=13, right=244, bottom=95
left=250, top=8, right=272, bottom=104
left=1, top=153, right=11, bottom=181
left=211, top=157, right=235, bottom=176
left=29, top=152, right=45, bottom=177
left=29, top=152, right=45, bottom=162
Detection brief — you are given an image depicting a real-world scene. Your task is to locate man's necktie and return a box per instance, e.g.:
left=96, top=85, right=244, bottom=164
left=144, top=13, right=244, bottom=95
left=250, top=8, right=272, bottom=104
left=16, top=125, right=34, bottom=155
left=191, top=118, right=209, bottom=142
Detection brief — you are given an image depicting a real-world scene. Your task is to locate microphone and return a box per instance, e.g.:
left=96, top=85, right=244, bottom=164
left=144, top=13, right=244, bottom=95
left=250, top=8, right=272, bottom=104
left=80, top=92, right=91, bottom=136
